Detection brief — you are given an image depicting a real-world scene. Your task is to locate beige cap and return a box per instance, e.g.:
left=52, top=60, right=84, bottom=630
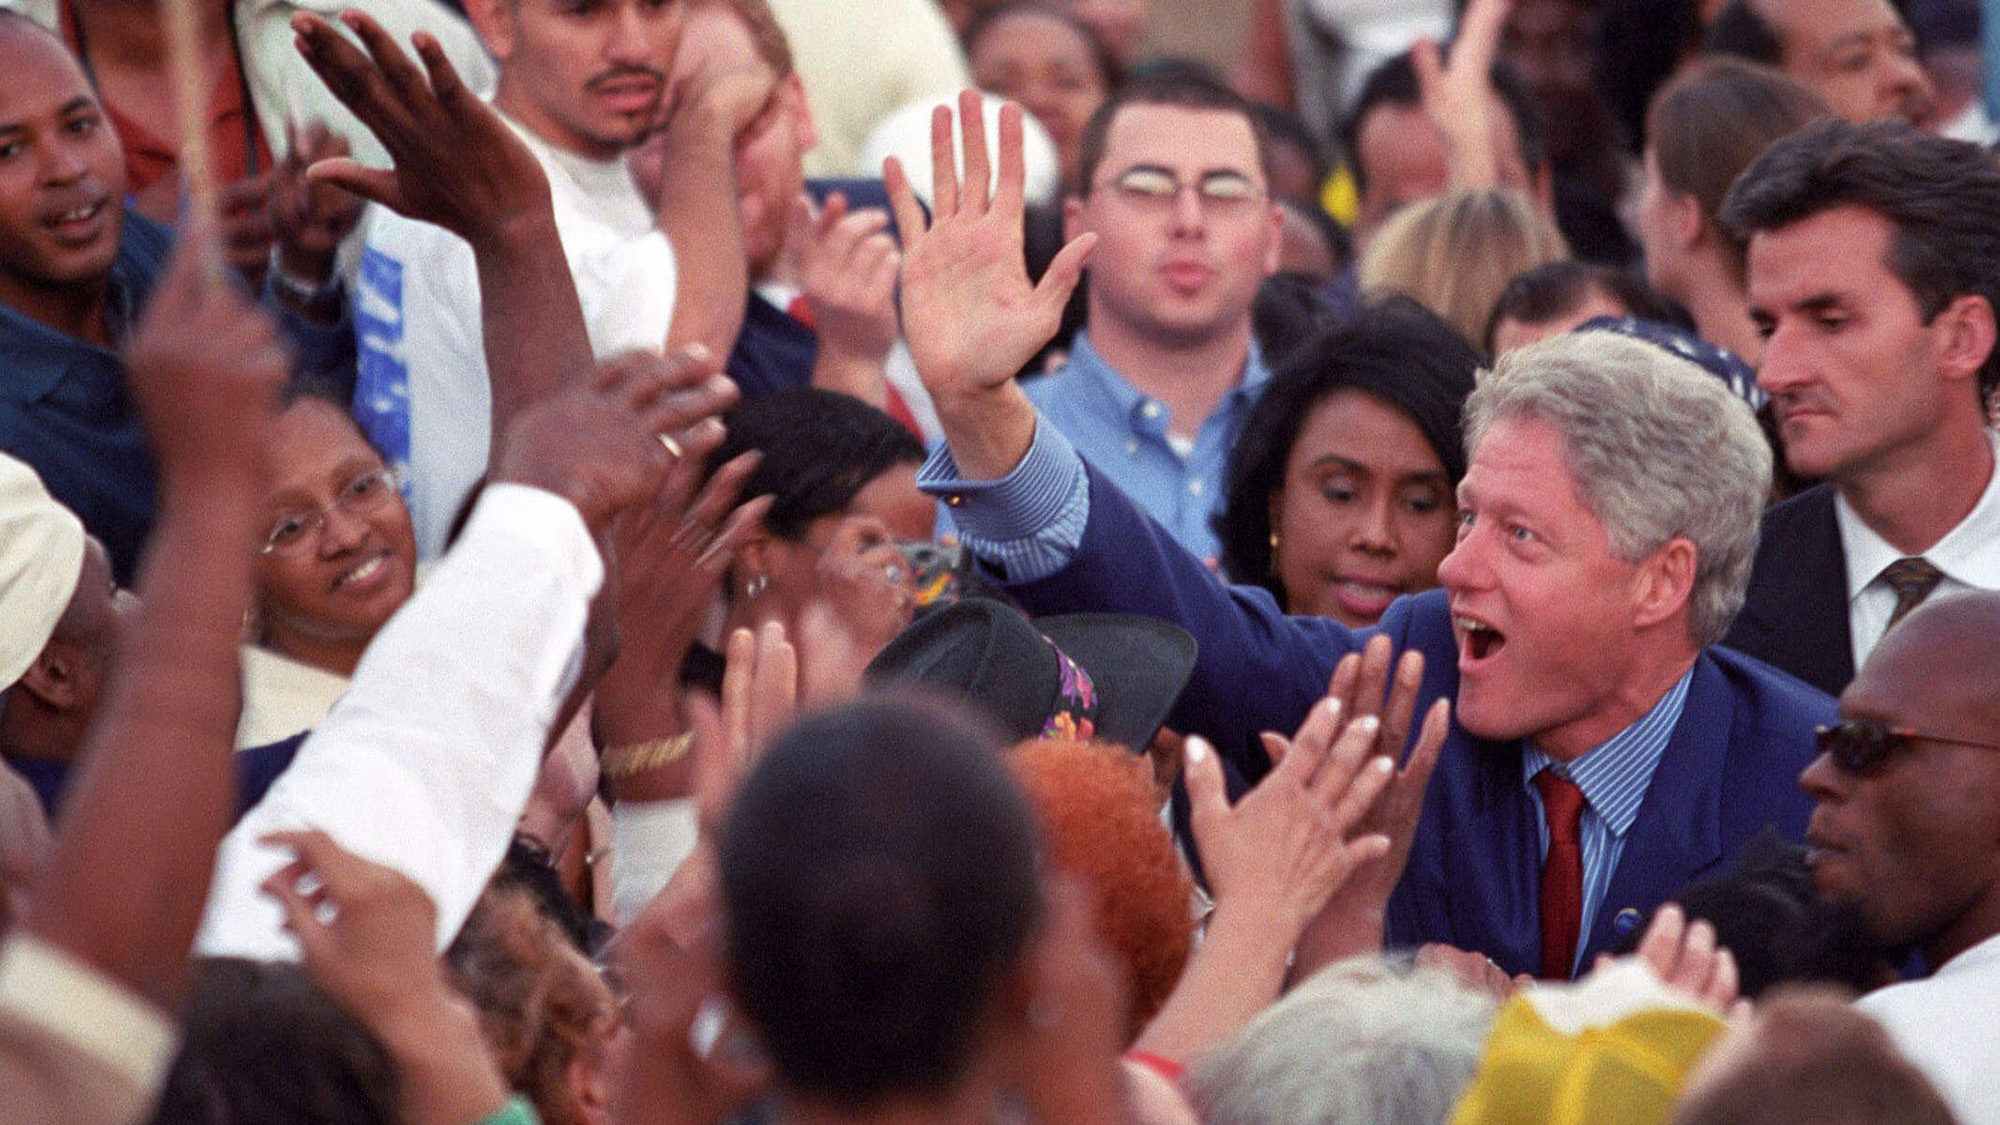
left=0, top=454, right=86, bottom=688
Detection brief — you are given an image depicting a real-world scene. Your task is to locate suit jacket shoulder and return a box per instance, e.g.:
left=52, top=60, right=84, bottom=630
left=1389, top=645, right=1833, bottom=976
left=1722, top=483, right=1853, bottom=696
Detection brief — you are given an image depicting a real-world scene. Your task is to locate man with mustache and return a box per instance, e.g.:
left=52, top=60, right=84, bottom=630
left=1719, top=119, right=2000, bottom=696
left=1796, top=591, right=2000, bottom=1125
left=356, top=0, right=772, bottom=557
left=1016, top=68, right=1282, bottom=566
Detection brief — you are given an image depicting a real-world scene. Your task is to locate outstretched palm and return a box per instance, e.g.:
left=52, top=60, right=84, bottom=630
left=888, top=91, right=1094, bottom=475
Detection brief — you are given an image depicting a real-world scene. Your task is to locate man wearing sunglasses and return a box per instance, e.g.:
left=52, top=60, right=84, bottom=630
left=1803, top=591, right=2000, bottom=1125
left=1019, top=68, right=1283, bottom=566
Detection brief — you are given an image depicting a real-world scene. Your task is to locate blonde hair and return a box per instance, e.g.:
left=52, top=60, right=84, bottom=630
left=1358, top=189, right=1569, bottom=353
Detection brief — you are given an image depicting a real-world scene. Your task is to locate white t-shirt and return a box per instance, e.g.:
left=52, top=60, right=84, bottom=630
left=354, top=117, right=678, bottom=558
left=1857, top=932, right=2000, bottom=1125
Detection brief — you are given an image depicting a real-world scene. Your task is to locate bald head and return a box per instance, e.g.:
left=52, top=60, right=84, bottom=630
left=1851, top=592, right=2000, bottom=734
left=1805, top=589, right=2000, bottom=966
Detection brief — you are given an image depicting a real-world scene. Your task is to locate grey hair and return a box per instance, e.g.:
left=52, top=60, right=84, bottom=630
left=1187, top=954, right=1500, bottom=1125
left=1463, top=331, right=1770, bottom=647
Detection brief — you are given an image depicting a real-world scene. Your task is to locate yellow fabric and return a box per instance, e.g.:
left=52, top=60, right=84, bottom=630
left=1450, top=994, right=1725, bottom=1125
left=1322, top=165, right=1361, bottom=228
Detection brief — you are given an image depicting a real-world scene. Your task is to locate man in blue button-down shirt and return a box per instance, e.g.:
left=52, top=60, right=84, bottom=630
left=1018, top=68, right=1280, bottom=565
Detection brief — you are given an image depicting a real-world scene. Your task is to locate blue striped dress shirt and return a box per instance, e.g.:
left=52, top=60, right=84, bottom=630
left=1522, top=667, right=1694, bottom=975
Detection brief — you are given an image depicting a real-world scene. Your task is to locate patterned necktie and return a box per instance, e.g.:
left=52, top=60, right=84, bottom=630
left=1534, top=767, right=1586, bottom=980
left=1880, top=556, right=1945, bottom=630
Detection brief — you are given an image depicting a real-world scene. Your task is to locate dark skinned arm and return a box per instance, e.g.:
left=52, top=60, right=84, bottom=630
left=23, top=224, right=291, bottom=1008
left=291, top=9, right=595, bottom=443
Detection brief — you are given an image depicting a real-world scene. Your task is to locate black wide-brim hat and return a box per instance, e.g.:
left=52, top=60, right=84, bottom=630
left=863, top=598, right=1198, bottom=751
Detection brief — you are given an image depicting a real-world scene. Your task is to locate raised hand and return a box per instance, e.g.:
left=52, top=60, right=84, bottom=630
left=1287, top=637, right=1450, bottom=975
left=489, top=347, right=739, bottom=538
left=1614, top=903, right=1746, bottom=1018
left=123, top=219, right=292, bottom=493
left=607, top=910, right=768, bottom=1125
left=1288, top=637, right=1450, bottom=906
left=888, top=91, right=1094, bottom=479
left=1411, top=0, right=1515, bottom=192
left=793, top=515, right=917, bottom=704
left=1416, top=942, right=1528, bottom=998
left=1188, top=701, right=1397, bottom=932
left=219, top=170, right=278, bottom=286
left=1127, top=703, right=1399, bottom=1066
left=801, top=193, right=901, bottom=363
left=260, top=829, right=511, bottom=1125
left=689, top=623, right=798, bottom=838
left=268, top=120, right=367, bottom=290
left=291, top=9, right=550, bottom=244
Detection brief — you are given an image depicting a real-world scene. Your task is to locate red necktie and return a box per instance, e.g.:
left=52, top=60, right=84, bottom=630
left=1534, top=767, right=1586, bottom=980
left=785, top=293, right=816, bottom=330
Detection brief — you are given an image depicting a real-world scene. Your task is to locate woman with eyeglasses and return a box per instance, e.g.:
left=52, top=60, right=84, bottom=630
left=237, top=387, right=419, bottom=747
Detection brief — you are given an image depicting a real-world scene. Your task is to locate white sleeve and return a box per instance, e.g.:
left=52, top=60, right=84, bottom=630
left=194, top=484, right=604, bottom=960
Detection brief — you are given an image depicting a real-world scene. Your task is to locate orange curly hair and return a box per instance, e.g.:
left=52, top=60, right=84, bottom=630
left=1007, top=738, right=1195, bottom=1042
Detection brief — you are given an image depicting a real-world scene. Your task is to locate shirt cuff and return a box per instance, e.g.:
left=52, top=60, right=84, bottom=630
left=0, top=933, right=176, bottom=1095
left=917, top=418, right=1089, bottom=583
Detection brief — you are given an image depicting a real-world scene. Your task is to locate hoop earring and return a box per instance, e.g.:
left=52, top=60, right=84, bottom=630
left=744, top=573, right=769, bottom=599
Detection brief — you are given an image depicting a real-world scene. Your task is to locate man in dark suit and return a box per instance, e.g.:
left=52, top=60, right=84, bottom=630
left=1719, top=120, right=2000, bottom=698
left=889, top=94, right=1835, bottom=979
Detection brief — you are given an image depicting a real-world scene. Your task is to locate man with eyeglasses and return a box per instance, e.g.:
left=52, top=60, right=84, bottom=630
left=1801, top=590, right=2000, bottom=1125
left=1018, top=68, right=1282, bottom=565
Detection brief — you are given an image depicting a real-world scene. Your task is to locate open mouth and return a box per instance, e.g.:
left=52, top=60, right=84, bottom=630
left=41, top=198, right=107, bottom=241
left=1331, top=579, right=1399, bottom=620
left=331, top=551, right=393, bottom=593
left=1457, top=615, right=1506, bottom=665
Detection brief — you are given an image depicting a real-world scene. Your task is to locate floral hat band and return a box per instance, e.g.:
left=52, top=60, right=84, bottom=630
left=1039, top=636, right=1101, bottom=743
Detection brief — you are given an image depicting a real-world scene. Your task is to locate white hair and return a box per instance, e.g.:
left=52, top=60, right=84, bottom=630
left=1187, top=954, right=1500, bottom=1125
left=1463, top=330, right=1771, bottom=646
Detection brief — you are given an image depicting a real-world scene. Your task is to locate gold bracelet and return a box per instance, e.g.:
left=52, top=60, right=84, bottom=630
left=601, top=731, right=696, bottom=778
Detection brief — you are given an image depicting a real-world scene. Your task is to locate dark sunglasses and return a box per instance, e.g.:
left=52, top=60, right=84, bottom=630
left=1815, top=719, right=2000, bottom=775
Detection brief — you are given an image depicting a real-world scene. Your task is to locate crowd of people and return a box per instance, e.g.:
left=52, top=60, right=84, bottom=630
left=2, top=0, right=1998, bottom=1121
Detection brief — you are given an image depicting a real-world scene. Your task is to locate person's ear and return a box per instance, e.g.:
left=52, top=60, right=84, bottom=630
left=569, top=1052, right=613, bottom=1125
left=464, top=0, right=516, bottom=61
left=733, top=529, right=775, bottom=598
left=1063, top=194, right=1088, bottom=243
left=787, top=73, right=817, bottom=154
left=1667, top=190, right=1705, bottom=253
left=1932, top=294, right=1998, bottom=390
left=16, top=639, right=82, bottom=712
left=1262, top=200, right=1283, bottom=277
left=1631, top=537, right=1697, bottom=634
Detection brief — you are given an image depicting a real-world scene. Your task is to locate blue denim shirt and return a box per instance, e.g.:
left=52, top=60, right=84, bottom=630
left=1022, top=331, right=1270, bottom=565
left=0, top=214, right=168, bottom=585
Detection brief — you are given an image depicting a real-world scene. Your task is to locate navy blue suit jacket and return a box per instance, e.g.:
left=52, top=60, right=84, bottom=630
left=1010, top=464, right=1835, bottom=975
left=1721, top=484, right=1853, bottom=697
left=726, top=179, right=905, bottom=401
